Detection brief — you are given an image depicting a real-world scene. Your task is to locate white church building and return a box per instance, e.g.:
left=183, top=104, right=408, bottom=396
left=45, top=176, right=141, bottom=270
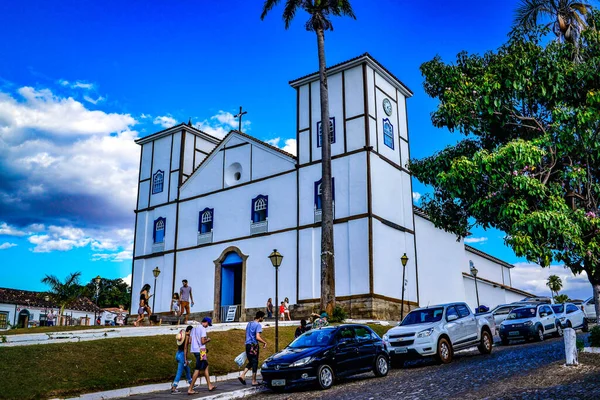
left=131, top=53, right=533, bottom=322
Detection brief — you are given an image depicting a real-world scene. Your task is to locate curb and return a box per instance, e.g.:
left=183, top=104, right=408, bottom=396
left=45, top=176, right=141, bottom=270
left=59, top=371, right=263, bottom=400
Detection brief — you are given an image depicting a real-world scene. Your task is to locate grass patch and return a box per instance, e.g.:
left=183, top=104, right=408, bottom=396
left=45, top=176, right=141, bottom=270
left=2, top=325, right=132, bottom=336
left=0, top=324, right=391, bottom=399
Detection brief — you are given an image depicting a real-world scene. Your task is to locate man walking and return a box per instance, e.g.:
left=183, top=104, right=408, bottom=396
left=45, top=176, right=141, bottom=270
left=238, top=311, right=267, bottom=386
left=179, top=279, right=194, bottom=323
left=188, top=317, right=216, bottom=394
left=46, top=309, right=55, bottom=327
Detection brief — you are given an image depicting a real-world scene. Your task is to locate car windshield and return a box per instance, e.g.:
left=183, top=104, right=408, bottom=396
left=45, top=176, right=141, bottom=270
left=551, top=305, right=564, bottom=314
left=401, top=308, right=444, bottom=325
left=507, top=308, right=536, bottom=320
left=288, top=329, right=335, bottom=348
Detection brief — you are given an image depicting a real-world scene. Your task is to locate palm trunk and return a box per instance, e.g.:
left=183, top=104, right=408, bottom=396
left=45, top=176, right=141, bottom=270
left=316, top=27, right=335, bottom=316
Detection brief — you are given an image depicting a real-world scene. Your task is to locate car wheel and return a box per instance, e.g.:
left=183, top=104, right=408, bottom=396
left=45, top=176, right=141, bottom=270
left=478, top=330, right=493, bottom=354
left=373, top=354, right=389, bottom=377
left=501, top=336, right=509, bottom=346
left=536, top=326, right=545, bottom=342
left=555, top=323, right=564, bottom=337
left=582, top=319, right=589, bottom=332
left=317, top=364, right=334, bottom=390
left=435, top=337, right=453, bottom=364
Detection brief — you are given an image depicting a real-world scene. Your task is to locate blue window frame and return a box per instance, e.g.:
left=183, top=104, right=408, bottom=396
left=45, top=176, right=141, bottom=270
left=317, top=117, right=336, bottom=147
left=314, top=178, right=335, bottom=210
left=152, top=170, right=164, bottom=194
left=199, top=208, right=214, bottom=233
left=153, top=217, right=166, bottom=243
left=383, top=118, right=394, bottom=149
left=251, top=195, right=268, bottom=223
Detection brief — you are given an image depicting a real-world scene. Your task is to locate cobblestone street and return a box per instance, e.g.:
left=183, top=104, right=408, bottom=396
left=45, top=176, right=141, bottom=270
left=255, top=333, right=600, bottom=400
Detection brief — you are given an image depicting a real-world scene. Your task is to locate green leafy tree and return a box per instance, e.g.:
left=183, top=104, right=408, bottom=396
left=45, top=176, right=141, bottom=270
left=41, top=272, right=83, bottom=317
left=261, top=0, right=356, bottom=315
left=411, top=12, right=600, bottom=324
left=82, top=278, right=131, bottom=309
left=547, top=274, right=564, bottom=296
left=514, top=0, right=592, bottom=43
left=554, top=293, right=570, bottom=303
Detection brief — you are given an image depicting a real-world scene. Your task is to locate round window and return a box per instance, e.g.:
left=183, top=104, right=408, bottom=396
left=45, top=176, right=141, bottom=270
left=225, top=162, right=243, bottom=186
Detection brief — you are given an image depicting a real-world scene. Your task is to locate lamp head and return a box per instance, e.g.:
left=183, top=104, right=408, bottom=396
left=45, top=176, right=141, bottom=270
left=469, top=261, right=478, bottom=277
left=94, top=275, right=101, bottom=284
left=400, top=253, right=409, bottom=267
left=268, top=249, right=283, bottom=268
left=153, top=267, right=161, bottom=278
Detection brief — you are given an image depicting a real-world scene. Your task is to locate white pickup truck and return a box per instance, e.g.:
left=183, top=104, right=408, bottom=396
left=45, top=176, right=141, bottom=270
left=383, top=302, right=495, bottom=365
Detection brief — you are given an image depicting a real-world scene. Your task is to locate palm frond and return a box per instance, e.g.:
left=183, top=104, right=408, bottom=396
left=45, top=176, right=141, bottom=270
left=261, top=0, right=283, bottom=20
left=283, top=0, right=303, bottom=29
left=328, top=0, right=356, bottom=19
left=513, top=0, right=556, bottom=29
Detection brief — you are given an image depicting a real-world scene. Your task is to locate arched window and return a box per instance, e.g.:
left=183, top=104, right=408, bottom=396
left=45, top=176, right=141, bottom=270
left=317, top=117, right=336, bottom=147
left=153, top=217, right=166, bottom=243
left=152, top=170, right=164, bottom=194
left=251, top=195, right=268, bottom=223
left=199, top=208, right=214, bottom=234
left=383, top=118, right=394, bottom=149
left=314, top=178, right=335, bottom=210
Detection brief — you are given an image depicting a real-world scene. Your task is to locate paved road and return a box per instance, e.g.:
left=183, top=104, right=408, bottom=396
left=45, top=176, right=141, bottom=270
left=254, top=333, right=600, bottom=400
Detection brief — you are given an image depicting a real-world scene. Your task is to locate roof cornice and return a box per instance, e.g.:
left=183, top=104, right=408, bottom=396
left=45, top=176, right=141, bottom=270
left=134, top=123, right=221, bottom=146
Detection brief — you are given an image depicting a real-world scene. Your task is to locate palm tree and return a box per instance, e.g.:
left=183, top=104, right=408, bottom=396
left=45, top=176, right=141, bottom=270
left=261, top=0, right=356, bottom=315
left=41, top=272, right=83, bottom=320
left=513, top=0, right=592, bottom=43
left=546, top=274, right=563, bottom=297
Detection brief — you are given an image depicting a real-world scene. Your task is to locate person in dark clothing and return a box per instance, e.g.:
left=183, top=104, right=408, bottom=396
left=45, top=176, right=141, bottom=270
left=295, top=319, right=308, bottom=338
left=238, top=311, right=267, bottom=386
left=171, top=326, right=194, bottom=394
left=134, top=284, right=152, bottom=326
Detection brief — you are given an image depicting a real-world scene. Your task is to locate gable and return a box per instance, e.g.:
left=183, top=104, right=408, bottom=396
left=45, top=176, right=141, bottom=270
left=180, top=132, right=296, bottom=199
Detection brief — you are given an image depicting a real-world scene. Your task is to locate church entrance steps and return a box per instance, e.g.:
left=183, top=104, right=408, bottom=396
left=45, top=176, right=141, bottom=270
left=0, top=320, right=300, bottom=347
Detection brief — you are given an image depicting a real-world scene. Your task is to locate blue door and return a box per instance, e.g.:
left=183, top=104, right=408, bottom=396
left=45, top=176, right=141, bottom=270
left=221, top=252, right=243, bottom=307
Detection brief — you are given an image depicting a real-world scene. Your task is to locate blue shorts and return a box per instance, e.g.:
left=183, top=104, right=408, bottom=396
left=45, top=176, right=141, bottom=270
left=194, top=352, right=208, bottom=370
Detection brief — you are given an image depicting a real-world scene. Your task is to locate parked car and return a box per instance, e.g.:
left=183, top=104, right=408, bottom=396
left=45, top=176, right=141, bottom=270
left=382, top=302, right=494, bottom=365
left=499, top=304, right=563, bottom=345
left=582, top=297, right=599, bottom=322
left=551, top=303, right=589, bottom=332
left=518, top=296, right=553, bottom=304
left=479, top=304, right=522, bottom=332
left=261, top=324, right=389, bottom=391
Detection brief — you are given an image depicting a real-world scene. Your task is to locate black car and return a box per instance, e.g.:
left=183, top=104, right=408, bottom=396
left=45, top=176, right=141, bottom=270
left=261, top=324, right=389, bottom=391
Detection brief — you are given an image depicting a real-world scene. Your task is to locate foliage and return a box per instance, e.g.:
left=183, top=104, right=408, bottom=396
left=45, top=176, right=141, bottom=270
left=411, top=11, right=600, bottom=321
left=589, top=325, right=600, bottom=347
left=81, top=277, right=131, bottom=309
left=554, top=294, right=570, bottom=303
left=329, top=306, right=348, bottom=323
left=547, top=274, right=564, bottom=296
left=513, top=0, right=593, bottom=43
left=261, top=0, right=356, bottom=32
left=576, top=337, right=585, bottom=352
left=41, top=272, right=83, bottom=316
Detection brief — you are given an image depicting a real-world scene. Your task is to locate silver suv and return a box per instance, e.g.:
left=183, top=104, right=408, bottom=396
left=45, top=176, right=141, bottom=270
left=499, top=304, right=563, bottom=345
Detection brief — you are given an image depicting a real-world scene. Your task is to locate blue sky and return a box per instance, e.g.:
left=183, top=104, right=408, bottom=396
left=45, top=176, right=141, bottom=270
left=0, top=0, right=592, bottom=300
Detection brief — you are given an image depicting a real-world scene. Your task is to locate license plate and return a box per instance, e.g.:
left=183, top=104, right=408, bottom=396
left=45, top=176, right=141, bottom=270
left=509, top=331, right=520, bottom=336
left=271, top=379, right=286, bottom=387
left=395, top=348, right=408, bottom=353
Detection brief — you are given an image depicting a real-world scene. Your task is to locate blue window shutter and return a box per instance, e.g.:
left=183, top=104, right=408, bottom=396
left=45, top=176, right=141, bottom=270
left=265, top=195, right=268, bottom=219
left=153, top=219, right=157, bottom=241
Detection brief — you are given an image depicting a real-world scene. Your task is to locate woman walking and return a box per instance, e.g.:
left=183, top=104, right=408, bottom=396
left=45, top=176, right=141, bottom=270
left=284, top=297, right=291, bottom=321
left=266, top=298, right=273, bottom=319
left=134, top=284, right=152, bottom=326
left=171, top=326, right=194, bottom=394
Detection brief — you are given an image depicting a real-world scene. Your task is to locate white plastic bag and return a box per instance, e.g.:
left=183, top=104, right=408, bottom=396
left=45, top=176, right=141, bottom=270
left=234, top=351, right=247, bottom=367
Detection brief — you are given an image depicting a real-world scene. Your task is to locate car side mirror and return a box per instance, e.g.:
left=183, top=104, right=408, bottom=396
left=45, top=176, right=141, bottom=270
left=447, top=314, right=458, bottom=322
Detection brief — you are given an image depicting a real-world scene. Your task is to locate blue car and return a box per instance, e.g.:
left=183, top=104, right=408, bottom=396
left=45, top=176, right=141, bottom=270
left=261, top=324, right=389, bottom=391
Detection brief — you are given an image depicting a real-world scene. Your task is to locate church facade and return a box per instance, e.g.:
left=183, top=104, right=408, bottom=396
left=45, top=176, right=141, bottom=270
left=131, top=54, right=532, bottom=322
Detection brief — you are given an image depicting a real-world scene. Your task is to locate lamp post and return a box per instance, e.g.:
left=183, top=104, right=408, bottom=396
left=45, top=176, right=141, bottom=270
left=152, top=267, right=161, bottom=312
left=470, top=261, right=480, bottom=311
left=400, top=253, right=409, bottom=321
left=94, top=275, right=101, bottom=325
left=268, top=249, right=283, bottom=352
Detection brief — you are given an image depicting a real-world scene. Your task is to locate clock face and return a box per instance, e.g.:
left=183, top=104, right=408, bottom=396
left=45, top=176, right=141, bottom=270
left=383, top=98, right=393, bottom=116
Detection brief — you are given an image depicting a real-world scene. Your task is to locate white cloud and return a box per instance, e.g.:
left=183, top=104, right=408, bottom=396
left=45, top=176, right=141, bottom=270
left=0, top=222, right=27, bottom=236
left=0, top=242, right=17, bottom=250
left=58, top=79, right=70, bottom=86
left=412, top=192, right=421, bottom=203
left=72, top=81, right=94, bottom=90
left=121, top=273, right=132, bottom=285
left=140, top=113, right=152, bottom=119
left=265, top=137, right=297, bottom=156
left=18, top=152, right=62, bottom=168
left=464, top=236, right=488, bottom=244
left=153, top=115, right=177, bottom=128
left=194, top=110, right=250, bottom=139
left=83, top=95, right=105, bottom=105
left=511, top=262, right=592, bottom=299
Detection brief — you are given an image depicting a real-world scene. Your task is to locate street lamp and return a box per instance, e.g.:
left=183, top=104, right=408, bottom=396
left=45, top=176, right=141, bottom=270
left=94, top=275, right=101, bottom=325
left=152, top=267, right=161, bottom=312
left=400, top=253, right=409, bottom=321
left=269, top=249, right=283, bottom=352
left=470, top=261, right=480, bottom=311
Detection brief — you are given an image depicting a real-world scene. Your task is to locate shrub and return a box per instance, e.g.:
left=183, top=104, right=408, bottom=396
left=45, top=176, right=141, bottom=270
left=329, top=306, right=348, bottom=323
left=590, top=325, right=600, bottom=347
left=576, top=338, right=585, bottom=352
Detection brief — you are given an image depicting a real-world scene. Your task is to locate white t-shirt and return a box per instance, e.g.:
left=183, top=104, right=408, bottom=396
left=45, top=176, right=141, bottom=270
left=190, top=325, right=207, bottom=353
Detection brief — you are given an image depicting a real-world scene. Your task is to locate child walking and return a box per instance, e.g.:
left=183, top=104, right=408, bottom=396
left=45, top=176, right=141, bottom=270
left=171, top=293, right=180, bottom=316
